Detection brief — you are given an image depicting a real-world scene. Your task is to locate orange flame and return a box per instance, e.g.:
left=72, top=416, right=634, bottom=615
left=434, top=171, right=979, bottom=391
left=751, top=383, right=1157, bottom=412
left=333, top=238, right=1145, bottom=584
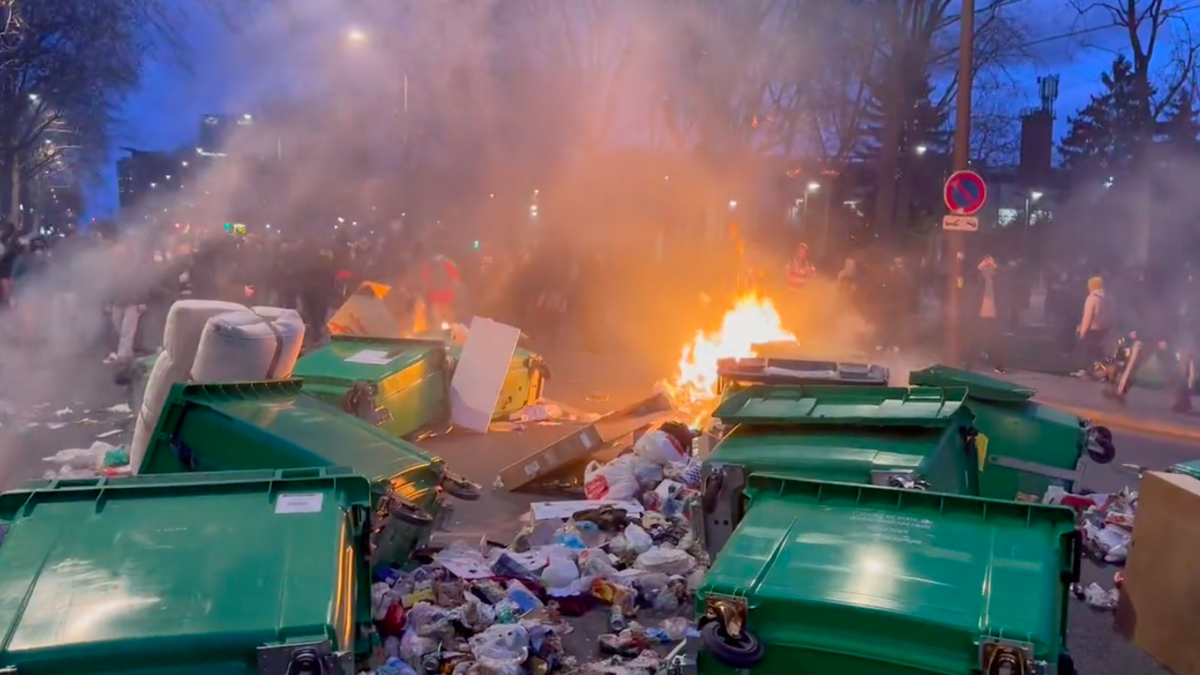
left=668, top=291, right=795, bottom=422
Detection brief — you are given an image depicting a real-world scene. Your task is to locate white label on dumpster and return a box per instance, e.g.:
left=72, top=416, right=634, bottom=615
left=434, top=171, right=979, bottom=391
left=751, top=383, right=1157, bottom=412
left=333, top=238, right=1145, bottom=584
left=276, top=493, right=325, bottom=514
left=345, top=349, right=400, bottom=365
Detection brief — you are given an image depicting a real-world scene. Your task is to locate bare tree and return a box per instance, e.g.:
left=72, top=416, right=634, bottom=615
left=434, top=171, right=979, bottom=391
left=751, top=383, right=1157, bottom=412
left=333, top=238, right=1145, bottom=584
left=650, top=0, right=819, bottom=159
left=1070, top=0, right=1198, bottom=129
left=866, top=0, right=1031, bottom=238
left=0, top=0, right=186, bottom=224
left=1067, top=0, right=1198, bottom=264
left=970, top=75, right=1024, bottom=166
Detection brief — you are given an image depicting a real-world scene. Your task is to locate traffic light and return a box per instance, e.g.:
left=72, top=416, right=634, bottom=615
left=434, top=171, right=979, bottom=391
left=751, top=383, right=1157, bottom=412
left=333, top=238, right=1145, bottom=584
left=224, top=223, right=232, bottom=231
left=473, top=240, right=481, bottom=249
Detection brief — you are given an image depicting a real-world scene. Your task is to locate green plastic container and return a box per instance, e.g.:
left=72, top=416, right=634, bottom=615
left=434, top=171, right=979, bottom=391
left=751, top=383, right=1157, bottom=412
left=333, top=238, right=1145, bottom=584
left=292, top=336, right=451, bottom=439
left=1168, top=459, right=1200, bottom=479
left=909, top=365, right=1097, bottom=501
left=701, top=384, right=979, bottom=557
left=696, top=474, right=1080, bottom=675
left=139, top=380, right=480, bottom=570
left=0, top=468, right=373, bottom=675
left=445, top=344, right=548, bottom=419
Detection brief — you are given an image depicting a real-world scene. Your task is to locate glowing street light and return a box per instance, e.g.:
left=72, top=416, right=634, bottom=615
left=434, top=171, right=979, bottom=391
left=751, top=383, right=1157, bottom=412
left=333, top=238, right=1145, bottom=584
left=728, top=200, right=738, bottom=209
left=347, top=28, right=367, bottom=42
left=1030, top=191, right=1044, bottom=201
left=915, top=144, right=928, bottom=155
left=806, top=181, right=821, bottom=192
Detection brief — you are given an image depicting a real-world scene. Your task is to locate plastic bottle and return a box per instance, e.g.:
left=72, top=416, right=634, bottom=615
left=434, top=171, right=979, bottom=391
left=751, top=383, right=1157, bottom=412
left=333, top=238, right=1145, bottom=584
left=506, top=579, right=544, bottom=614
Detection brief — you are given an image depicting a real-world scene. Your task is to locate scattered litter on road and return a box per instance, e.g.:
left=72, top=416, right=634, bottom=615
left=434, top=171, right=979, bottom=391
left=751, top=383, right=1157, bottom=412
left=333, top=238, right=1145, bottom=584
left=1045, top=485, right=1137, bottom=564
left=42, top=441, right=131, bottom=480
left=107, top=403, right=132, bottom=414
left=47, top=422, right=67, bottom=430
left=54, top=407, right=72, bottom=417
left=360, top=454, right=705, bottom=674
left=1073, top=582, right=1120, bottom=609
left=95, top=429, right=123, bottom=439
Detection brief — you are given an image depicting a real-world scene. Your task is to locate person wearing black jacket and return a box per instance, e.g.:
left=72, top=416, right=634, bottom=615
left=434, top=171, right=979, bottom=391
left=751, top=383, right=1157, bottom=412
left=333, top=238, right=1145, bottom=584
left=0, top=221, right=23, bottom=306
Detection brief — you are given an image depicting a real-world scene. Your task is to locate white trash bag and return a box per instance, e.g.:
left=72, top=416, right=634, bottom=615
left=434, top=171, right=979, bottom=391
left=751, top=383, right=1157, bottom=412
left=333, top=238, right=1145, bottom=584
left=584, top=456, right=639, bottom=501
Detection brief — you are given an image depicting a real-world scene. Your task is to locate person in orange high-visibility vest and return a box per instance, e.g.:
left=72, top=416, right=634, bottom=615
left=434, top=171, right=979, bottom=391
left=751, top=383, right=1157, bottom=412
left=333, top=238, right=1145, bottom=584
left=784, top=243, right=816, bottom=290
left=420, top=253, right=462, bottom=327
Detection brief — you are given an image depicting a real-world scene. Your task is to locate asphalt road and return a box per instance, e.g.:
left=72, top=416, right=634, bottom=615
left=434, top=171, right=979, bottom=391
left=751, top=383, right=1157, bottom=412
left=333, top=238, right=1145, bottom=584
left=0, top=351, right=1191, bottom=675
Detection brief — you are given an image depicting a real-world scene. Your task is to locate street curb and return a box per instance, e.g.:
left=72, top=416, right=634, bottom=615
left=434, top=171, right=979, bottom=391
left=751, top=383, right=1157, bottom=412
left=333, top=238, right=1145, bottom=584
left=1049, top=402, right=1200, bottom=443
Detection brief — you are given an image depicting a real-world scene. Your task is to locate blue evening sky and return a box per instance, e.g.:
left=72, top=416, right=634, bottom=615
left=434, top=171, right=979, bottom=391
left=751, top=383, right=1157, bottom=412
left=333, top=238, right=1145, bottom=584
left=88, top=3, right=1189, bottom=218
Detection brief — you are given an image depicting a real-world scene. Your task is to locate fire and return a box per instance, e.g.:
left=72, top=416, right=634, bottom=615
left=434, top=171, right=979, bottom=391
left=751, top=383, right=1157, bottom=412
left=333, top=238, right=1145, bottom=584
left=669, top=291, right=795, bottom=419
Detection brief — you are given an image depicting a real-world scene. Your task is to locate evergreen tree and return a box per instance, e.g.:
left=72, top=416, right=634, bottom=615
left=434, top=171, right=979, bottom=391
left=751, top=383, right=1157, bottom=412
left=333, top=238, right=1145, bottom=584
left=1059, top=55, right=1149, bottom=179
left=1157, top=87, right=1200, bottom=153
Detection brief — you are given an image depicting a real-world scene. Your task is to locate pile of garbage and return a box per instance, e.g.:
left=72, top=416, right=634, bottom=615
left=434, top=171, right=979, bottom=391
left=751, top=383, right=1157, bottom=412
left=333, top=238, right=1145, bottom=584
left=362, top=428, right=705, bottom=675
left=1045, top=485, right=1137, bottom=565
left=1046, top=485, right=1137, bottom=610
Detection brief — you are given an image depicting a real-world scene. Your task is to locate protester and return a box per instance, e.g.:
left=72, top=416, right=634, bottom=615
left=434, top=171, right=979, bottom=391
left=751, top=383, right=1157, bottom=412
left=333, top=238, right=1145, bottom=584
left=968, top=255, right=1005, bottom=373
left=1073, top=276, right=1109, bottom=378
left=784, top=243, right=816, bottom=291
left=419, top=247, right=463, bottom=328
left=0, top=221, right=22, bottom=307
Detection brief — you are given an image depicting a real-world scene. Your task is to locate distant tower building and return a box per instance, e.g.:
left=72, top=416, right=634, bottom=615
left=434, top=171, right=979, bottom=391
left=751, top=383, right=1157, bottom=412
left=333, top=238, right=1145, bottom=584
left=1019, top=75, right=1058, bottom=187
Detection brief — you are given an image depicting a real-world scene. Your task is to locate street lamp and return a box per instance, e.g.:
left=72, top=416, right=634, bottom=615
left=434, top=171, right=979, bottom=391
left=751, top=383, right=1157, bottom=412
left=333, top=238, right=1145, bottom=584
left=345, top=27, right=407, bottom=113
left=915, top=144, right=928, bottom=155
left=806, top=181, right=820, bottom=192
left=1025, top=191, right=1044, bottom=227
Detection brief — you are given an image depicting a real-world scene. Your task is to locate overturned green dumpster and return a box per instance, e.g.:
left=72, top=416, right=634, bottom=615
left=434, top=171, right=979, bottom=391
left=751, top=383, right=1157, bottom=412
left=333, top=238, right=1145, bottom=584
left=690, top=474, right=1080, bottom=675
left=909, top=365, right=1116, bottom=501
left=699, top=383, right=979, bottom=556
left=139, top=380, right=480, bottom=571
left=445, top=343, right=549, bottom=420
left=292, top=335, right=452, bottom=439
left=0, top=468, right=373, bottom=675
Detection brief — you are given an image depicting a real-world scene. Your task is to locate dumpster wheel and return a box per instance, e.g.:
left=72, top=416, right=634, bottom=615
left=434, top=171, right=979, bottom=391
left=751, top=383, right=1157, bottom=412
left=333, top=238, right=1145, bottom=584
left=1088, top=426, right=1116, bottom=465
left=442, top=474, right=482, bottom=501
left=388, top=500, right=434, bottom=526
left=701, top=620, right=764, bottom=669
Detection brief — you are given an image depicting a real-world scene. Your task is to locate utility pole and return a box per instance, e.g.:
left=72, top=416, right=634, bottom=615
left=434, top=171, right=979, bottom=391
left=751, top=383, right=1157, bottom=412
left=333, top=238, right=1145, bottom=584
left=946, top=0, right=975, bottom=365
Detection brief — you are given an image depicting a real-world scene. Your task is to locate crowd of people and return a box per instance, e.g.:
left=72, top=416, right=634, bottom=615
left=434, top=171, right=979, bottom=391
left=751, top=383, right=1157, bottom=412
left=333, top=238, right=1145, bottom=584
left=2, top=216, right=1197, bottom=412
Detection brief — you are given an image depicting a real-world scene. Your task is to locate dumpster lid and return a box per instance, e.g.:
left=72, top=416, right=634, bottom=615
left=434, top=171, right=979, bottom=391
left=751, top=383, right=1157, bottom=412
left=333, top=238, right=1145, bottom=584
left=702, top=474, right=1076, bottom=672
left=0, top=468, right=371, bottom=675
left=712, top=384, right=968, bottom=426
left=144, top=380, right=440, bottom=482
left=717, top=357, right=890, bottom=386
left=908, top=365, right=1035, bottom=402
left=292, top=335, right=446, bottom=385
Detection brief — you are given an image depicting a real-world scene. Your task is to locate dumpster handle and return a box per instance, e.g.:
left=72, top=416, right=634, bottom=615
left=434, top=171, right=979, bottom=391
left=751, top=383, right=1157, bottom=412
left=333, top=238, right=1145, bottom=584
left=170, top=438, right=197, bottom=472
left=1063, top=529, right=1082, bottom=584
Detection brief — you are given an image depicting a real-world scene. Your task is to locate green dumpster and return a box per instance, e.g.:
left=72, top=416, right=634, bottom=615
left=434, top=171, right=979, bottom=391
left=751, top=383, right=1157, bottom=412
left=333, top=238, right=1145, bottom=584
left=139, top=380, right=480, bottom=570
left=909, top=365, right=1116, bottom=502
left=0, top=468, right=373, bottom=675
left=445, top=343, right=549, bottom=419
left=292, top=335, right=451, bottom=439
left=700, top=384, right=979, bottom=557
left=693, top=474, right=1080, bottom=675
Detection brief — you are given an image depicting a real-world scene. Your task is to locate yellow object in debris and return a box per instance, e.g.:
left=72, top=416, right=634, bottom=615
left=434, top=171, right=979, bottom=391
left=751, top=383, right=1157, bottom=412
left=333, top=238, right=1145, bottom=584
left=976, top=431, right=989, bottom=472
left=327, top=279, right=406, bottom=337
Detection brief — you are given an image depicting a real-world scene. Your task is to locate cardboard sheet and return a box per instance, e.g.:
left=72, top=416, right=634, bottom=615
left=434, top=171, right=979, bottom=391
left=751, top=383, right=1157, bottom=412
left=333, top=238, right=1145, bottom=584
left=1118, top=471, right=1200, bottom=675
left=449, top=317, right=521, bottom=433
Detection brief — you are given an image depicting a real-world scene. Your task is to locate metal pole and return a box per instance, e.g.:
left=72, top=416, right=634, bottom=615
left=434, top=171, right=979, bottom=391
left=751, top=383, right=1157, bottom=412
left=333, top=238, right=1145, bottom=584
left=403, top=73, right=409, bottom=112
left=946, top=0, right=974, bottom=365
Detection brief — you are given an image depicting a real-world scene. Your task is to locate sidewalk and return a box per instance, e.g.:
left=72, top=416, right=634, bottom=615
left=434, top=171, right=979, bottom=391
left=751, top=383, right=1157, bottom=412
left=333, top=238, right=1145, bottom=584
left=999, top=370, right=1200, bottom=442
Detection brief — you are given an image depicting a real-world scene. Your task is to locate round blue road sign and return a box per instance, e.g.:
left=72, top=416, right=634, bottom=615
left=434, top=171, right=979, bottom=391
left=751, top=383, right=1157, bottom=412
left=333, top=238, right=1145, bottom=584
left=943, top=170, right=987, bottom=215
